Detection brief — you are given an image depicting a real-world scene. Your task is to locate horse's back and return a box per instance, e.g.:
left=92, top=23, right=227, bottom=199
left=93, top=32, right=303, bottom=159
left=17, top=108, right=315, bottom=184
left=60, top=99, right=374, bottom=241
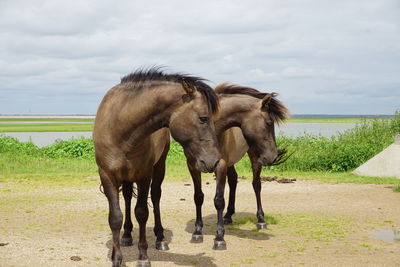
left=219, top=127, right=249, bottom=166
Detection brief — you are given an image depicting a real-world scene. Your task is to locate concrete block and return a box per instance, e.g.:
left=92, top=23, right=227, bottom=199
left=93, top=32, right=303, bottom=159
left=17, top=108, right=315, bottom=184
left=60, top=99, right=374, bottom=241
left=353, top=134, right=400, bottom=179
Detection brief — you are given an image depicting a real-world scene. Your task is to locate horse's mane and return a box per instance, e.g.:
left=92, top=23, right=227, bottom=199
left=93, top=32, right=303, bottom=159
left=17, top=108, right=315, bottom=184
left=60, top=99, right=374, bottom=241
left=120, top=67, right=218, bottom=113
left=215, top=83, right=289, bottom=123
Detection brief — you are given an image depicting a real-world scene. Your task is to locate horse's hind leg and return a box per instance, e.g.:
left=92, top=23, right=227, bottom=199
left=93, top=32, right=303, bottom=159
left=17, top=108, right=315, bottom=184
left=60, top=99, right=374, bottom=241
left=121, top=181, right=134, bottom=246
left=187, top=159, right=204, bottom=243
left=223, top=165, right=238, bottom=225
left=249, top=150, right=266, bottom=229
left=213, top=159, right=227, bottom=250
left=100, top=170, right=123, bottom=267
left=151, top=147, right=169, bottom=250
left=135, top=178, right=151, bottom=267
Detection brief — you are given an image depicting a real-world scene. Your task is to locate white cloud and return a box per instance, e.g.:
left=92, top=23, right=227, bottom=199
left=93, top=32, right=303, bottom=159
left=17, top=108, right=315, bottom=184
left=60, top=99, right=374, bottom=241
left=0, top=0, right=399, bottom=114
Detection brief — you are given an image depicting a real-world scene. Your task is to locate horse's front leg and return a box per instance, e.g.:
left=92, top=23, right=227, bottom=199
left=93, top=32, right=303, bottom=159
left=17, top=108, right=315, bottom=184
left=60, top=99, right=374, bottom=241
left=135, top=178, right=151, bottom=267
left=187, top=159, right=204, bottom=243
left=121, top=181, right=134, bottom=246
left=249, top=150, right=266, bottom=229
left=100, top=170, right=123, bottom=267
left=223, top=165, right=238, bottom=225
left=151, top=146, right=169, bottom=250
left=213, top=159, right=227, bottom=250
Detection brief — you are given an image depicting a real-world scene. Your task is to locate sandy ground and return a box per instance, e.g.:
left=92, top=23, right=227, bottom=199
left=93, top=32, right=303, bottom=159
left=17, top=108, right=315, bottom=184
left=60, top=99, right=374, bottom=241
left=0, top=179, right=399, bottom=266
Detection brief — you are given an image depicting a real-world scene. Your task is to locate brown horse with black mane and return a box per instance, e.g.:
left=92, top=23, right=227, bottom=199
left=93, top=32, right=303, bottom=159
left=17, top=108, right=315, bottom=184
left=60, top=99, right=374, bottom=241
left=213, top=84, right=289, bottom=226
left=93, top=68, right=220, bottom=267
left=186, top=83, right=289, bottom=249
left=142, top=83, right=289, bottom=250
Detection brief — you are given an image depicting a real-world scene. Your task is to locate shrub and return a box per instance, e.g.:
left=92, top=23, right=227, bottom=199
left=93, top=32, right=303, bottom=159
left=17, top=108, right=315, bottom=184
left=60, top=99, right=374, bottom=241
left=272, top=112, right=399, bottom=172
left=0, top=135, right=40, bottom=155
left=41, top=137, right=94, bottom=159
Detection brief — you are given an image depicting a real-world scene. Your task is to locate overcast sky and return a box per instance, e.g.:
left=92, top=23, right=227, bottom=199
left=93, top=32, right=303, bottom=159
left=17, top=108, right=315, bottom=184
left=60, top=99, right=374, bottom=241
left=1, top=0, right=399, bottom=115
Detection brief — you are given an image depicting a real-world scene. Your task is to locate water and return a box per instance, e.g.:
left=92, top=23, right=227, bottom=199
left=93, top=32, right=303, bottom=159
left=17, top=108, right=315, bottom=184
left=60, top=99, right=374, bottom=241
left=276, top=123, right=356, bottom=138
left=372, top=229, right=400, bottom=243
left=2, top=123, right=357, bottom=147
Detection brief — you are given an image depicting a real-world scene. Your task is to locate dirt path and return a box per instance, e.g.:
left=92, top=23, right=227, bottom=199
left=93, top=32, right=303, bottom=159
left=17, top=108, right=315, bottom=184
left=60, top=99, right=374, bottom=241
left=1, top=179, right=399, bottom=266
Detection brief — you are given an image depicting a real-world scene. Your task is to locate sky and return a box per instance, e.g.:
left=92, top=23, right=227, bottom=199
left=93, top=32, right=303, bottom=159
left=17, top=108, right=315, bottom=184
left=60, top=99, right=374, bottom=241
left=0, top=0, right=399, bottom=115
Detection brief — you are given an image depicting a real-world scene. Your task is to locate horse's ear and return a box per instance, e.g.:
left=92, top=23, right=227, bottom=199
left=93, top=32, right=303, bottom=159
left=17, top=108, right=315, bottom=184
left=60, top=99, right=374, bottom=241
left=261, top=92, right=277, bottom=109
left=261, top=93, right=273, bottom=109
left=182, top=79, right=195, bottom=95
left=181, top=79, right=196, bottom=103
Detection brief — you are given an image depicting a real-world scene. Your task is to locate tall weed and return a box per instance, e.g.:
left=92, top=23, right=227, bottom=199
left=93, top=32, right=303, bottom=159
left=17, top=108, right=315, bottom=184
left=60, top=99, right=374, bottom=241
left=272, top=112, right=400, bottom=172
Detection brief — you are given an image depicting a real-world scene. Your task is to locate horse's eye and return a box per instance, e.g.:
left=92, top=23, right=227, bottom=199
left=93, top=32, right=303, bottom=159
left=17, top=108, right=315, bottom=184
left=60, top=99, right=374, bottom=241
left=199, top=116, right=209, bottom=124
left=266, top=121, right=273, bottom=127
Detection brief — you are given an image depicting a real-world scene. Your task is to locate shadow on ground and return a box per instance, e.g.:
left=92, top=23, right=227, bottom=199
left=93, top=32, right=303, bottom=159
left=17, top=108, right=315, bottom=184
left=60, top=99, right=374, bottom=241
left=185, top=212, right=274, bottom=241
left=105, top=227, right=216, bottom=266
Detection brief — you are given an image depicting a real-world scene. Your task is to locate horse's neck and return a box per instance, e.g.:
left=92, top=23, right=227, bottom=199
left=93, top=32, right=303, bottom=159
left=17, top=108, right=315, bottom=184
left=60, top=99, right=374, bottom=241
left=214, top=95, right=256, bottom=137
left=121, top=84, right=181, bottom=144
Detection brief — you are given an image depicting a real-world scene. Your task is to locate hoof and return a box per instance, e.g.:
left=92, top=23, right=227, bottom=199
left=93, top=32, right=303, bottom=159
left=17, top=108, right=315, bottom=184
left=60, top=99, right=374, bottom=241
left=155, top=240, right=169, bottom=251
left=213, top=239, right=227, bottom=250
left=112, top=258, right=122, bottom=267
left=190, top=234, right=203, bottom=243
left=223, top=217, right=233, bottom=225
left=257, top=222, right=267, bottom=230
left=111, top=249, right=122, bottom=267
left=121, top=237, right=133, bottom=246
left=136, top=259, right=151, bottom=267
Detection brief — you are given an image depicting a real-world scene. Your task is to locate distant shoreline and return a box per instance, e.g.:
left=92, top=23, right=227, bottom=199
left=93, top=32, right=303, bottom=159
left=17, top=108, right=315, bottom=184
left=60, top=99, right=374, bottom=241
left=0, top=114, right=393, bottom=119
left=0, top=115, right=96, bottom=119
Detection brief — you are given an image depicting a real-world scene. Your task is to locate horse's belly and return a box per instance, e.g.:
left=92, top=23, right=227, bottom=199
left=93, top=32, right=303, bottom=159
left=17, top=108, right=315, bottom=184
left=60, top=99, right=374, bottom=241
left=220, top=127, right=249, bottom=166
left=227, top=139, right=249, bottom=166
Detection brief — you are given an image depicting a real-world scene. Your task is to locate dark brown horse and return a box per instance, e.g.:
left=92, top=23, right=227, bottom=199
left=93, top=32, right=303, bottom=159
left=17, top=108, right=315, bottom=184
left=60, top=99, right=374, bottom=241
left=140, top=83, right=288, bottom=250
left=93, top=68, right=220, bottom=267
left=186, top=84, right=289, bottom=249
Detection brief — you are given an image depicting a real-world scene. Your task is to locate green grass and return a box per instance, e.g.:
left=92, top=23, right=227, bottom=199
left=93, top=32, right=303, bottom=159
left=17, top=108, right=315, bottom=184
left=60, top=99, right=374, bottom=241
left=1, top=137, right=399, bottom=185
left=287, top=116, right=392, bottom=123
left=0, top=118, right=94, bottom=122
left=393, top=185, right=400, bottom=192
left=227, top=212, right=354, bottom=256
left=359, top=242, right=372, bottom=248
left=0, top=153, right=97, bottom=176
left=266, top=171, right=400, bottom=184
left=0, top=123, right=93, bottom=132
left=276, top=213, right=352, bottom=243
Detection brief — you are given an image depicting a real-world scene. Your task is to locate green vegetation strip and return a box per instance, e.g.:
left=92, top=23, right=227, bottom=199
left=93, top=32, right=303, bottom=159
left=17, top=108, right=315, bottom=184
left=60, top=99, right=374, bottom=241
left=0, top=116, right=394, bottom=132
left=288, top=116, right=392, bottom=123
left=0, top=123, right=93, bottom=132
left=0, top=118, right=94, bottom=122
left=0, top=111, right=399, bottom=184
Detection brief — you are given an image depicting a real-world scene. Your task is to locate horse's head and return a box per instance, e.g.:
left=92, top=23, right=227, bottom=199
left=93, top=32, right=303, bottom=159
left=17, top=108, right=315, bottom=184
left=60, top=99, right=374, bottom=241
left=169, top=79, right=220, bottom=173
left=240, top=92, right=289, bottom=166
